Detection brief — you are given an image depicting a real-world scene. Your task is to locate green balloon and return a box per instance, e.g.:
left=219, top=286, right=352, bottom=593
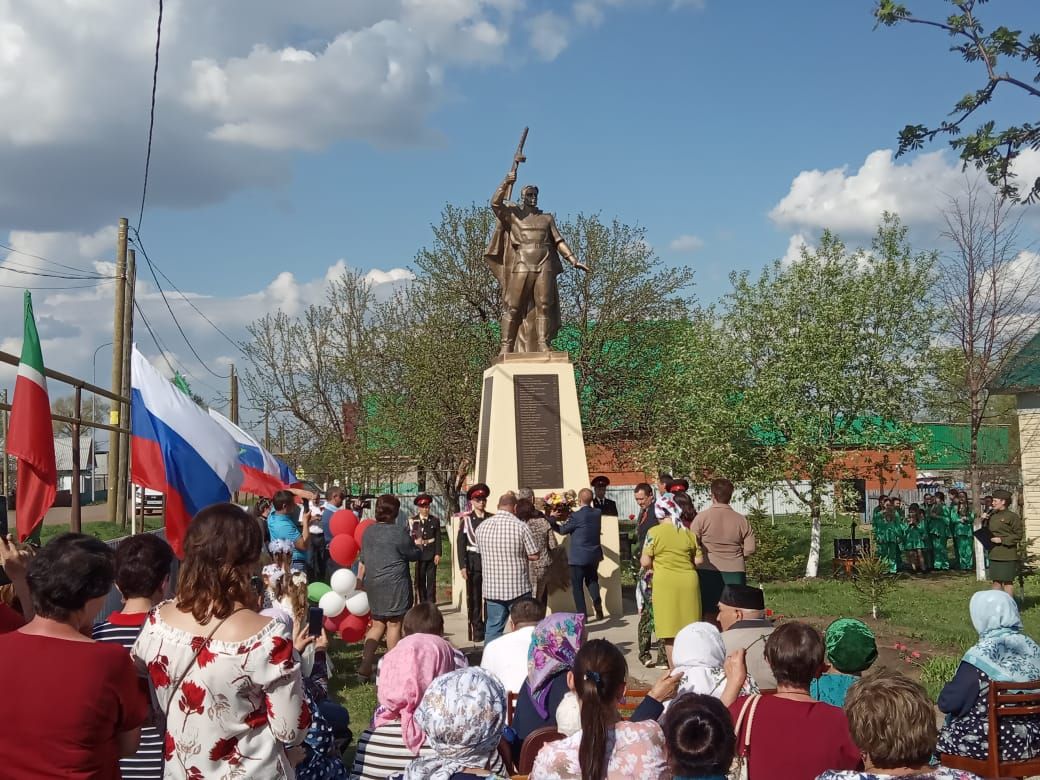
left=307, top=582, right=332, bottom=603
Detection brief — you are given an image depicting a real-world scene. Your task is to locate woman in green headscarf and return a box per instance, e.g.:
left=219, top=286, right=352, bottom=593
left=810, top=618, right=878, bottom=707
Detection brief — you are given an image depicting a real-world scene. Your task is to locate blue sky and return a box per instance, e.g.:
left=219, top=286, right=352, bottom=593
left=0, top=0, right=1037, bottom=415
left=135, top=0, right=1034, bottom=294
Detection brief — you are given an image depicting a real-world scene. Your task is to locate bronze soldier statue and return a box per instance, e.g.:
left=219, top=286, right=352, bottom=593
left=485, top=129, right=588, bottom=355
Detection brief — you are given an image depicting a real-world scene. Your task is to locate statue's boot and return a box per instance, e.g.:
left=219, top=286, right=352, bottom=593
left=534, top=316, right=551, bottom=352
left=499, top=313, right=520, bottom=356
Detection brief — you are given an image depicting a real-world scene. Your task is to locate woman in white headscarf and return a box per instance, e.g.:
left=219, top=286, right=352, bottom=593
left=397, top=667, right=508, bottom=780
left=937, top=590, right=1040, bottom=763
left=668, top=622, right=758, bottom=707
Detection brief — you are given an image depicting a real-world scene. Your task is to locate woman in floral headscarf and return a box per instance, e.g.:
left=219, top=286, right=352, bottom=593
left=510, top=613, right=587, bottom=749
left=510, top=614, right=673, bottom=755
left=641, top=494, right=702, bottom=666
left=396, top=668, right=509, bottom=780
left=350, top=634, right=487, bottom=780
left=937, top=590, right=1040, bottom=763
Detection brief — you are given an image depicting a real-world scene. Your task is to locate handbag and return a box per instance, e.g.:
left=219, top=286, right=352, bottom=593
left=729, top=694, right=761, bottom=780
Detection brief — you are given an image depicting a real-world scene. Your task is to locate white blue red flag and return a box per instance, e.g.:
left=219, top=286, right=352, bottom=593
left=130, top=346, right=243, bottom=555
left=208, top=408, right=288, bottom=498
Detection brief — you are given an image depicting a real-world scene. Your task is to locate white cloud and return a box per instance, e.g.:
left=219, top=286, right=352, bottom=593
left=779, top=233, right=810, bottom=266
left=527, top=12, right=569, bottom=61
left=0, top=227, right=412, bottom=407
left=770, top=148, right=1040, bottom=237
left=668, top=234, right=704, bottom=253
left=0, top=0, right=698, bottom=233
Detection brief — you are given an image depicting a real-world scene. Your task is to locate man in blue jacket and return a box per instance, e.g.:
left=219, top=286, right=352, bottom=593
left=554, top=487, right=604, bottom=621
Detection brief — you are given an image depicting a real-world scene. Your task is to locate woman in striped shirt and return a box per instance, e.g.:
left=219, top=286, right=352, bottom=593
left=92, top=532, right=174, bottom=780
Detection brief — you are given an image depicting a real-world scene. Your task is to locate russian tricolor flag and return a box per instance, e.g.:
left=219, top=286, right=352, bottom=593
left=208, top=408, right=288, bottom=498
left=130, top=346, right=243, bottom=556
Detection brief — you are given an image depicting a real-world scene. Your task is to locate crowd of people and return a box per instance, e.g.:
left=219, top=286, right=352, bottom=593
left=0, top=475, right=1038, bottom=779
left=871, top=489, right=1023, bottom=594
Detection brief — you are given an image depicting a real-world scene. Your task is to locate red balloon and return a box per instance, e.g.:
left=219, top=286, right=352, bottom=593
left=323, top=611, right=349, bottom=633
left=338, top=613, right=368, bottom=643
left=329, top=534, right=359, bottom=567
left=329, top=509, right=359, bottom=537
left=354, top=518, right=376, bottom=546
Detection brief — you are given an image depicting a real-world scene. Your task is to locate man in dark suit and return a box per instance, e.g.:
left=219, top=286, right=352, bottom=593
left=553, top=487, right=604, bottom=621
left=590, top=475, right=619, bottom=516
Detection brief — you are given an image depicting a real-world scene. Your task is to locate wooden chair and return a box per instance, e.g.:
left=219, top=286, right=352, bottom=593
left=497, top=736, right=516, bottom=776
left=619, top=688, right=651, bottom=719
left=517, top=726, right=565, bottom=774
left=939, top=680, right=1040, bottom=779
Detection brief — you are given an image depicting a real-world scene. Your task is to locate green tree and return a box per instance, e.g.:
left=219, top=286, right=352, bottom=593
left=923, top=184, right=1040, bottom=579
left=241, top=268, right=394, bottom=488
left=51, top=395, right=110, bottom=437
left=555, top=214, right=695, bottom=443
left=874, top=0, right=1040, bottom=201
left=658, top=215, right=938, bottom=577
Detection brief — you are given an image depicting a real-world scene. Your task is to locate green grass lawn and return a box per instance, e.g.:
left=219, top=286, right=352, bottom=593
left=38, top=516, right=164, bottom=545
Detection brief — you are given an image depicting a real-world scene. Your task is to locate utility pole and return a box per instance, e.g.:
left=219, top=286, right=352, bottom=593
left=119, top=248, right=136, bottom=531
left=264, top=407, right=271, bottom=451
left=107, top=218, right=128, bottom=523
left=229, top=363, right=239, bottom=425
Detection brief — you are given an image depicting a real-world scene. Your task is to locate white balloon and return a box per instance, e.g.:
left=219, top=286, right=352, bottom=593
left=319, top=591, right=346, bottom=618
left=330, top=568, right=357, bottom=597
left=345, top=590, right=370, bottom=617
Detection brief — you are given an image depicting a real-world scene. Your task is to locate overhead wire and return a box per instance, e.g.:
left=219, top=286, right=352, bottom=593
left=136, top=0, right=163, bottom=234
left=0, top=241, right=111, bottom=278
left=130, top=229, right=243, bottom=356
left=0, top=280, right=116, bottom=290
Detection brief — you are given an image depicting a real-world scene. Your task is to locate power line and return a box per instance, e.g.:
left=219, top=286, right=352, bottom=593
left=0, top=262, right=114, bottom=281
left=0, top=241, right=110, bottom=277
left=133, top=298, right=179, bottom=377
left=128, top=233, right=229, bottom=379
left=137, top=0, right=163, bottom=233
left=0, top=280, right=115, bottom=290
left=129, top=229, right=244, bottom=355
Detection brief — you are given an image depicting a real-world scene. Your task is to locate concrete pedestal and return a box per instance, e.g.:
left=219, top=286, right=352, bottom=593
left=449, top=352, right=620, bottom=620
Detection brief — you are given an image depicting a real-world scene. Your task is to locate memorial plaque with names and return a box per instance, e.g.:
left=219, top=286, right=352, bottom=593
left=514, top=374, right=564, bottom=488
left=477, top=376, right=494, bottom=484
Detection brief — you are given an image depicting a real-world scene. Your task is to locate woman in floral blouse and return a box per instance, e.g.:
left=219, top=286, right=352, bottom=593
left=530, top=639, right=669, bottom=779
left=132, top=504, right=311, bottom=779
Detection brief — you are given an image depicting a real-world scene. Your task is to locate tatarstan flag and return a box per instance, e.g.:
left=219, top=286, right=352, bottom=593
left=8, top=291, right=56, bottom=541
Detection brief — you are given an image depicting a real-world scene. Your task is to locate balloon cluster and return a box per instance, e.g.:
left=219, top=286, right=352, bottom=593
left=305, top=509, right=376, bottom=642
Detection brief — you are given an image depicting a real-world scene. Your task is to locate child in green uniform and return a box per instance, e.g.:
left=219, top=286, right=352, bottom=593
left=891, top=496, right=908, bottom=569
left=873, top=497, right=900, bottom=574
left=927, top=491, right=951, bottom=571
left=951, top=491, right=975, bottom=571
left=902, top=502, right=926, bottom=572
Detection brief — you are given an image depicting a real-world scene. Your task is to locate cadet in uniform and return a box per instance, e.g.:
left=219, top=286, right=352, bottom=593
left=410, top=493, right=442, bottom=604
left=457, top=483, right=491, bottom=642
left=591, top=475, right=619, bottom=516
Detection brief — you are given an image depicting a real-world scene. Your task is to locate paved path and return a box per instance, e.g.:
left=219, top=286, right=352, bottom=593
left=442, top=590, right=662, bottom=686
